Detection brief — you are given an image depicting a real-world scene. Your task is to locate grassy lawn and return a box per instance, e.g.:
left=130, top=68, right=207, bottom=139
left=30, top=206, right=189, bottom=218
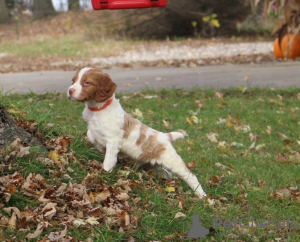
left=1, top=87, right=300, bottom=241
left=0, top=35, right=136, bottom=59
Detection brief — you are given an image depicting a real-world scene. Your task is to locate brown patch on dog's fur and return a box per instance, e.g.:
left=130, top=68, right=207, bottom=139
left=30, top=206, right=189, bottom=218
left=167, top=133, right=173, bottom=143
left=136, top=123, right=148, bottom=146
left=123, top=113, right=140, bottom=139
left=75, top=68, right=117, bottom=103
left=72, top=69, right=80, bottom=84
left=138, top=133, right=166, bottom=161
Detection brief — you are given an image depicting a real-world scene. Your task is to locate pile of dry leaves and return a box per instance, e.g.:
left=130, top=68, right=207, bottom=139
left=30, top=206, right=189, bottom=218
left=0, top=131, right=146, bottom=241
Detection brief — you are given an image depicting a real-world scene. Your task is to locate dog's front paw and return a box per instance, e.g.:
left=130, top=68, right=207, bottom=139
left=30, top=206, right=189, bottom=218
left=196, top=191, right=207, bottom=199
left=103, top=160, right=116, bottom=173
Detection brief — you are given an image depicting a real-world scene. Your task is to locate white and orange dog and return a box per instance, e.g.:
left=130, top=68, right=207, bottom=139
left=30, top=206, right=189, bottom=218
left=68, top=67, right=206, bottom=198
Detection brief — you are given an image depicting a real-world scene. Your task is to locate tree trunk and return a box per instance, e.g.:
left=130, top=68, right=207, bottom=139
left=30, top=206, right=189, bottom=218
left=32, top=0, right=57, bottom=20
left=0, top=0, right=10, bottom=24
left=69, top=0, right=80, bottom=11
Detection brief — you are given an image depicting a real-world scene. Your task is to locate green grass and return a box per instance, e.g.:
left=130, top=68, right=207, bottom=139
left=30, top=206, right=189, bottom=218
left=0, top=35, right=134, bottom=58
left=1, top=87, right=300, bottom=241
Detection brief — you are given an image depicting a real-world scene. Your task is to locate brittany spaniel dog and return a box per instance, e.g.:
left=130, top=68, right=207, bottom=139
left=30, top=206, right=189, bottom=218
left=67, top=67, right=206, bottom=199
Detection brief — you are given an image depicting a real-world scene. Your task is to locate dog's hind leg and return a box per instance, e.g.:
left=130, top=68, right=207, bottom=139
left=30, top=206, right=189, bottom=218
left=159, top=151, right=206, bottom=199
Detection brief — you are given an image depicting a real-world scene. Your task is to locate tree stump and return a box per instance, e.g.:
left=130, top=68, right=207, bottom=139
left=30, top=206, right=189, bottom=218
left=0, top=105, right=46, bottom=151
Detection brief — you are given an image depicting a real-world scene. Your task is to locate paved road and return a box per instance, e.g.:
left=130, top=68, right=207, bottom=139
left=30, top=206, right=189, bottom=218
left=0, top=62, right=299, bottom=94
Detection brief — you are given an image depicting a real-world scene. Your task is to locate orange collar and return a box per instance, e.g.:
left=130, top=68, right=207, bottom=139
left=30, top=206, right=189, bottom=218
left=87, top=98, right=113, bottom=112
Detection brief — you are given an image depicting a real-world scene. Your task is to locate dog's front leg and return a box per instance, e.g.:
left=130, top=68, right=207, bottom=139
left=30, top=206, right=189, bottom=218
left=103, top=140, right=120, bottom=172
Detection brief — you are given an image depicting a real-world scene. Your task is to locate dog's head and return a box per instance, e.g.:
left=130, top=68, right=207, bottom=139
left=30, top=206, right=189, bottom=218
left=68, top=67, right=117, bottom=103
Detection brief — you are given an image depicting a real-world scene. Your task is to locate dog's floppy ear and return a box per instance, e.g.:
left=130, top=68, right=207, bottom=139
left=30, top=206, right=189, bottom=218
left=95, top=71, right=117, bottom=103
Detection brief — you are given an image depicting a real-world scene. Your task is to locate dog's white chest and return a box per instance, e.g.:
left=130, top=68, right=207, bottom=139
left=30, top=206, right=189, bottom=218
left=83, top=104, right=125, bottom=146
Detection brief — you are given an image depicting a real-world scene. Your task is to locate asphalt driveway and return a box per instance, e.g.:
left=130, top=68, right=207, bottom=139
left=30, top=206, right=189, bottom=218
left=0, top=62, right=299, bottom=94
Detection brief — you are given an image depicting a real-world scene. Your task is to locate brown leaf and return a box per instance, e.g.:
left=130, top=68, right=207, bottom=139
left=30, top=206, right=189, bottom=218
left=22, top=173, right=46, bottom=197
left=127, top=236, right=135, bottom=242
left=206, top=133, right=218, bottom=143
left=17, top=146, right=30, bottom=157
left=249, top=133, right=259, bottom=142
left=275, top=188, right=291, bottom=198
left=272, top=192, right=285, bottom=200
left=195, top=100, right=204, bottom=109
left=9, top=138, right=22, bottom=151
left=119, top=211, right=130, bottom=226
left=41, top=202, right=57, bottom=220
left=95, top=189, right=110, bottom=202
left=187, top=161, right=197, bottom=169
left=116, top=193, right=130, bottom=201
left=48, top=225, right=68, bottom=241
left=174, top=212, right=186, bottom=219
left=186, top=117, right=193, bottom=125
left=26, top=222, right=48, bottom=240
left=86, top=217, right=100, bottom=226
left=6, top=184, right=15, bottom=194
left=215, top=91, right=224, bottom=100
left=29, top=122, right=38, bottom=132
left=3, top=207, right=20, bottom=218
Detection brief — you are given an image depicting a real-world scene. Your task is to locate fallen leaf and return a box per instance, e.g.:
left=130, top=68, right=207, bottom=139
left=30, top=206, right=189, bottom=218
left=165, top=187, right=175, bottom=193
left=48, top=152, right=60, bottom=165
left=174, top=212, right=186, bottom=219
left=249, top=133, right=259, bottom=142
left=48, top=225, right=68, bottom=241
left=116, top=193, right=130, bottom=201
left=7, top=109, right=23, bottom=115
left=26, top=222, right=48, bottom=240
left=119, top=211, right=130, bottom=226
left=191, top=115, right=199, bottom=124
left=17, top=146, right=30, bottom=157
left=278, top=132, right=289, bottom=140
left=144, top=95, right=157, bottom=99
left=47, top=123, right=55, bottom=128
left=186, top=117, right=193, bottom=125
left=163, top=120, right=171, bottom=129
left=231, top=142, right=244, bottom=148
left=73, top=219, right=86, bottom=227
left=215, top=162, right=232, bottom=170
left=9, top=138, right=22, bottom=151
left=41, top=202, right=57, bottom=219
left=132, top=109, right=143, bottom=119
left=236, top=125, right=251, bottom=133
left=206, top=133, right=218, bottom=143
left=218, top=141, right=227, bottom=150
left=215, top=91, right=223, bottom=100
left=216, top=118, right=226, bottom=124
left=187, top=161, right=197, bottom=169
left=95, top=189, right=110, bottom=202
left=86, top=217, right=100, bottom=226
left=195, top=100, right=204, bottom=109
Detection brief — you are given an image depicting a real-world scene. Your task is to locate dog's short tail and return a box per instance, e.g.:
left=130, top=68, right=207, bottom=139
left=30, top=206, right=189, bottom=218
left=167, top=130, right=187, bottom=143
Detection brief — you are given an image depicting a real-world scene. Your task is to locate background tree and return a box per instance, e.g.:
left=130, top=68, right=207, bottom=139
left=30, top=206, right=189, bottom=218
left=32, top=0, right=57, bottom=20
left=106, top=0, right=251, bottom=38
left=69, top=0, right=80, bottom=11
left=0, top=0, right=10, bottom=24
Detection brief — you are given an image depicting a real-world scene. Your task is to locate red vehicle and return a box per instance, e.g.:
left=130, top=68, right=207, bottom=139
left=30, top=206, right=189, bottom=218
left=91, top=0, right=167, bottom=10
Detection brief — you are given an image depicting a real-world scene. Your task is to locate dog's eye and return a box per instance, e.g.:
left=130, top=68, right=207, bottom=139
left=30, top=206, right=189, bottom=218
left=84, top=81, right=91, bottom=86
left=72, top=78, right=75, bottom=84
